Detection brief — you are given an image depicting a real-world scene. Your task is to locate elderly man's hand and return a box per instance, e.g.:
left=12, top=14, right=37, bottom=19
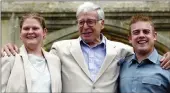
left=1, top=43, right=19, bottom=57
left=160, top=52, right=170, bottom=69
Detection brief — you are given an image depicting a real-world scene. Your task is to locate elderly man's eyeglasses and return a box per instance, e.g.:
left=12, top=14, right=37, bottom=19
left=77, top=19, right=101, bottom=27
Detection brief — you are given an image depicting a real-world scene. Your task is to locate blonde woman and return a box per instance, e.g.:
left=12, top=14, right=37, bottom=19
left=1, top=13, right=61, bottom=92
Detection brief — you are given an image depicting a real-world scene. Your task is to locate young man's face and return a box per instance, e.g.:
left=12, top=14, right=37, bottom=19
left=129, top=21, right=157, bottom=55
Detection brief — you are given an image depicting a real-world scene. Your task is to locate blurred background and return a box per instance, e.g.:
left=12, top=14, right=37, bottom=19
left=1, top=0, right=170, bottom=54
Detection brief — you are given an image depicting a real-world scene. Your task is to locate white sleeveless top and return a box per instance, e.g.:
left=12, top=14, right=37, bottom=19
left=28, top=54, right=51, bottom=93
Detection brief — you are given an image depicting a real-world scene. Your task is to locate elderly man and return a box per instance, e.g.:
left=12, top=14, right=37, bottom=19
left=119, top=15, right=170, bottom=93
left=1, top=2, right=170, bottom=92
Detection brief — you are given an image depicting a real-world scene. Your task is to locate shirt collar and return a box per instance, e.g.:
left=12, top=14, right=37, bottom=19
left=129, top=55, right=137, bottom=66
left=79, top=34, right=106, bottom=49
left=147, top=48, right=160, bottom=64
left=129, top=48, right=160, bottom=65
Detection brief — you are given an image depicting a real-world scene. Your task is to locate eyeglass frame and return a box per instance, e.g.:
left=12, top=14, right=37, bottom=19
left=77, top=19, right=102, bottom=27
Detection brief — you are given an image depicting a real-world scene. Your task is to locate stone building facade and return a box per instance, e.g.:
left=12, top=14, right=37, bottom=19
left=2, top=1, right=170, bottom=54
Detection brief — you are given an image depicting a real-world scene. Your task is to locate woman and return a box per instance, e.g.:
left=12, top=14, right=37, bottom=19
left=1, top=13, right=61, bottom=92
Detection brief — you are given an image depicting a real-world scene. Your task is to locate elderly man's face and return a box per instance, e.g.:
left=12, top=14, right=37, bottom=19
left=77, top=10, right=104, bottom=46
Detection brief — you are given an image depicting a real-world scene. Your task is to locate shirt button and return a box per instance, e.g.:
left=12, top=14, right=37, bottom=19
left=93, top=86, right=95, bottom=89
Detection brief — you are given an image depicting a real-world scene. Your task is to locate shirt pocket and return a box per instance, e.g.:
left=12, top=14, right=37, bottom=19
left=142, top=77, right=161, bottom=86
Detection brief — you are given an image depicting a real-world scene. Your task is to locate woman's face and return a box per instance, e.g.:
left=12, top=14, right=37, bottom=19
left=20, top=18, right=47, bottom=48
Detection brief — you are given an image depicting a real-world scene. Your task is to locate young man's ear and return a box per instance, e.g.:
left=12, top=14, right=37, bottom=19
left=154, top=31, right=157, bottom=41
left=128, top=35, right=132, bottom=44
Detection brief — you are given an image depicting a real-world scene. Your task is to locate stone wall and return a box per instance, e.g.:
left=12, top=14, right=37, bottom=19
left=2, top=1, right=170, bottom=53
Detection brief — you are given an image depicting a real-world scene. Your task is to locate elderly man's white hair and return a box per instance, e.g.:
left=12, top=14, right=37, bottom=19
left=76, top=2, right=105, bottom=20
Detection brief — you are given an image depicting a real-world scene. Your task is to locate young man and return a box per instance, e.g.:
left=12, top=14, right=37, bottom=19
left=119, top=15, right=170, bottom=93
